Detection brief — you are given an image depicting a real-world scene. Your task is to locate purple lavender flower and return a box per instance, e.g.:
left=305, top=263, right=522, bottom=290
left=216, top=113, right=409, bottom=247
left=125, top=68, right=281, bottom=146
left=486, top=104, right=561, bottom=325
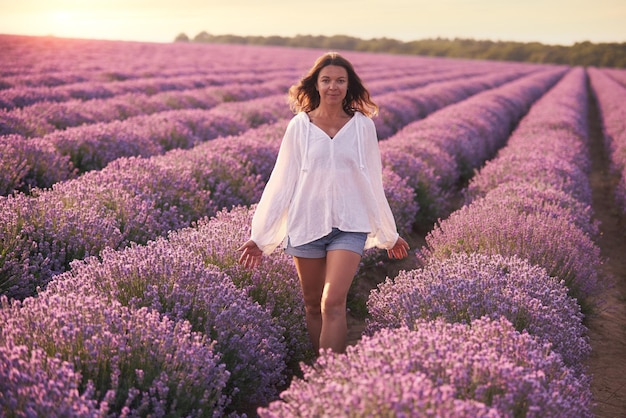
left=422, top=199, right=602, bottom=310
left=381, top=166, right=419, bottom=236
left=0, top=135, right=76, bottom=195
left=49, top=237, right=288, bottom=411
left=167, top=205, right=313, bottom=368
left=0, top=342, right=103, bottom=417
left=1, top=292, right=230, bottom=416
left=260, top=317, right=593, bottom=417
left=465, top=68, right=593, bottom=206
left=465, top=151, right=592, bottom=204
left=367, top=252, right=590, bottom=368
left=380, top=146, right=444, bottom=226
left=373, top=68, right=537, bottom=140
left=475, top=183, right=599, bottom=238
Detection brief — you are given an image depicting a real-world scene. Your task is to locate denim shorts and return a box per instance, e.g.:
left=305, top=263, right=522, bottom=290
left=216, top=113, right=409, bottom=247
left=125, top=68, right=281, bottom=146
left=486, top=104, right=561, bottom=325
left=285, top=228, right=368, bottom=258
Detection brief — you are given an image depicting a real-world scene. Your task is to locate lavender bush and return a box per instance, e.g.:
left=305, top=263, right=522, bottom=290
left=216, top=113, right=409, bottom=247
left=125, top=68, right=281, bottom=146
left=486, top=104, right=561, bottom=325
left=0, top=189, right=128, bottom=300
left=373, top=69, right=531, bottom=139
left=381, top=166, right=419, bottom=237
left=464, top=68, right=592, bottom=205
left=0, top=293, right=230, bottom=416
left=261, top=371, right=498, bottom=417
left=367, top=252, right=590, bottom=368
left=167, top=205, right=313, bottom=368
left=380, top=138, right=459, bottom=189
left=391, top=69, right=565, bottom=181
left=379, top=146, right=445, bottom=225
left=0, top=135, right=75, bottom=196
left=358, top=168, right=420, bottom=269
left=422, top=199, right=602, bottom=310
left=161, top=147, right=265, bottom=213
left=203, top=121, right=287, bottom=182
left=260, top=317, right=593, bottom=417
left=464, top=150, right=592, bottom=205
left=476, top=182, right=599, bottom=238
left=0, top=343, right=103, bottom=417
left=48, top=238, right=288, bottom=410
left=3, top=77, right=291, bottom=136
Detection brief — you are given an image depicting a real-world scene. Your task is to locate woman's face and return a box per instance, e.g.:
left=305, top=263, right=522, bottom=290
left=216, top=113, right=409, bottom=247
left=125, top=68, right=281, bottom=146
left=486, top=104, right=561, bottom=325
left=316, top=65, right=348, bottom=107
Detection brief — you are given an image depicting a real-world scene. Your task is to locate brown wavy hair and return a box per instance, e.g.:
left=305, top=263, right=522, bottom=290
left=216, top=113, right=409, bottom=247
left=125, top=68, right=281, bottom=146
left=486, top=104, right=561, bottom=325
left=288, top=52, right=378, bottom=117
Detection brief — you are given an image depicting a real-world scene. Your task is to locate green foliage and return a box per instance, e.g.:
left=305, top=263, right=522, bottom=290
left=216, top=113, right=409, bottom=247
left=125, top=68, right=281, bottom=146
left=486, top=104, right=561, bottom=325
left=174, top=32, right=190, bottom=42
left=182, top=32, right=626, bottom=68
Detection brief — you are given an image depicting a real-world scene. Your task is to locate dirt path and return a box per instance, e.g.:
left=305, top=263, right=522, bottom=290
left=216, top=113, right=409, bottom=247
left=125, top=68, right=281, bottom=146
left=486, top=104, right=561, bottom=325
left=585, top=83, right=626, bottom=418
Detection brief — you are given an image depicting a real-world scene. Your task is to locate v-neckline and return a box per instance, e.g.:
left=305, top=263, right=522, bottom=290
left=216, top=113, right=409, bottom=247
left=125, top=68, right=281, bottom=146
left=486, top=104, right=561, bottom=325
left=307, top=113, right=354, bottom=140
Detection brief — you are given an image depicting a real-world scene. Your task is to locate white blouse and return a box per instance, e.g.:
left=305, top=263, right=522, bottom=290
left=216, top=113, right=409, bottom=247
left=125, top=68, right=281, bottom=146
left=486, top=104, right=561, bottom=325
left=250, top=111, right=400, bottom=255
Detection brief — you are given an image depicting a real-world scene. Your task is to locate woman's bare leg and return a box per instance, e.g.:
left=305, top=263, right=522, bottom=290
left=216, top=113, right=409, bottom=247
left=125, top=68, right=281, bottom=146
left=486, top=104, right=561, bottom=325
left=293, top=256, right=326, bottom=352
left=319, top=250, right=361, bottom=353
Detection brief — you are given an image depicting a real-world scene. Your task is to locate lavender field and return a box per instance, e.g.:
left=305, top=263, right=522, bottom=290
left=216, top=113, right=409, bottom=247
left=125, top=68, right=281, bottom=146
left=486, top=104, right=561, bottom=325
left=1, top=34, right=626, bottom=417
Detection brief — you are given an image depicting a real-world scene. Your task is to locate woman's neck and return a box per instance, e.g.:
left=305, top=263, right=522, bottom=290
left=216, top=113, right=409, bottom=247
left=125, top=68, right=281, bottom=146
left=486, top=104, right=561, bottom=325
left=311, top=104, right=347, bottom=119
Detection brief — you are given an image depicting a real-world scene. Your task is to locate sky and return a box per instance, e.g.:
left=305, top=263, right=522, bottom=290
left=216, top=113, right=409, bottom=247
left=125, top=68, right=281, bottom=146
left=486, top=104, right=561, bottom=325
left=0, top=0, right=625, bottom=46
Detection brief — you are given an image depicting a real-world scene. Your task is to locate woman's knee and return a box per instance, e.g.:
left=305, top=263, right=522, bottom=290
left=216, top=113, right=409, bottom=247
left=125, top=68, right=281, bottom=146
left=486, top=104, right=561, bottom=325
left=303, top=299, right=322, bottom=316
left=320, top=293, right=346, bottom=318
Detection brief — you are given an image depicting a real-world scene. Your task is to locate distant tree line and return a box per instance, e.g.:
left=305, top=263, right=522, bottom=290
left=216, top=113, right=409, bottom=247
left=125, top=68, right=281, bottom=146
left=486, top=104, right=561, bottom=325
left=174, top=32, right=626, bottom=68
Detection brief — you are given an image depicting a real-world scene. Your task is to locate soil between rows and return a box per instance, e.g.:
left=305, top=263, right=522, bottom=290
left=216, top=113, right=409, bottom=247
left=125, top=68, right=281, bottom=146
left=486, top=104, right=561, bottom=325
left=584, top=82, right=626, bottom=417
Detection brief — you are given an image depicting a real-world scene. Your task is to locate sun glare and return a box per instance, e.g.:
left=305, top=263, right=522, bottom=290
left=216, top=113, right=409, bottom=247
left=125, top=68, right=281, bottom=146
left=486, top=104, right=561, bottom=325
left=43, top=8, right=114, bottom=40
left=52, top=10, right=73, bottom=24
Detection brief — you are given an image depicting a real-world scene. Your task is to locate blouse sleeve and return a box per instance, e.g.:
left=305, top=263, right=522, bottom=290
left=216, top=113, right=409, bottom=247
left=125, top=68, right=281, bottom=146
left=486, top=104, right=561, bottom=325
left=362, top=116, right=400, bottom=250
left=250, top=116, right=302, bottom=254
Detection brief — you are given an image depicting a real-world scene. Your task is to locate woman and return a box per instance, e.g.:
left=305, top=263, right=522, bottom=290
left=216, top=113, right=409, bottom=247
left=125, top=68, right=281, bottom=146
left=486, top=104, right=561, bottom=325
left=237, top=52, right=409, bottom=354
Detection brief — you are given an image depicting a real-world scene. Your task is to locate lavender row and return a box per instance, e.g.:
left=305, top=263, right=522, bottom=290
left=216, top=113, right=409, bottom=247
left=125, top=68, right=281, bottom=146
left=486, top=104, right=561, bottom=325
left=0, top=204, right=309, bottom=416
left=1, top=34, right=526, bottom=85
left=0, top=68, right=300, bottom=111
left=425, top=67, right=602, bottom=306
left=0, top=77, right=293, bottom=137
left=33, top=94, right=290, bottom=182
left=588, top=68, right=626, bottom=213
left=0, top=68, right=529, bottom=196
left=377, top=67, right=566, bottom=227
left=0, top=66, right=531, bottom=297
left=373, top=67, right=539, bottom=139
left=369, top=68, right=597, bottom=371
left=265, top=68, right=597, bottom=415
left=0, top=119, right=293, bottom=301
left=260, top=317, right=592, bottom=417
left=0, top=40, right=467, bottom=106
left=602, top=67, right=626, bottom=88
left=0, top=65, right=487, bottom=138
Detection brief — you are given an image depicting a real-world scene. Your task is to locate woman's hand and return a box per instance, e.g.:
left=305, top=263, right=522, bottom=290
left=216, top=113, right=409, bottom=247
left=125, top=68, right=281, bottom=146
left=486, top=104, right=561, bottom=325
left=387, top=236, right=410, bottom=260
left=237, top=239, right=263, bottom=269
